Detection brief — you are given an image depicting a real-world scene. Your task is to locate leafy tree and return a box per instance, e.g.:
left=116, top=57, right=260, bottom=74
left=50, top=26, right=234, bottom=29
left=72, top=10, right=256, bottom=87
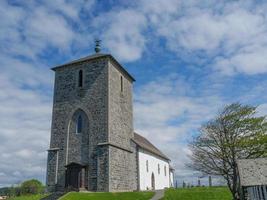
left=8, top=185, right=17, bottom=197
left=189, top=103, right=267, bottom=200
left=0, top=187, right=10, bottom=196
left=20, top=179, right=44, bottom=195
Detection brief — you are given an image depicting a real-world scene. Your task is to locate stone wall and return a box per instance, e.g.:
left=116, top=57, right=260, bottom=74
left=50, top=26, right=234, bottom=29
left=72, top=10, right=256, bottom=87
left=47, top=57, right=109, bottom=192
left=97, top=145, right=109, bottom=191
left=108, top=142, right=137, bottom=191
left=237, top=158, right=267, bottom=186
left=46, top=55, right=137, bottom=192
left=108, top=60, right=134, bottom=150
left=107, top=60, right=137, bottom=191
left=46, top=150, right=57, bottom=192
left=67, top=109, right=89, bottom=164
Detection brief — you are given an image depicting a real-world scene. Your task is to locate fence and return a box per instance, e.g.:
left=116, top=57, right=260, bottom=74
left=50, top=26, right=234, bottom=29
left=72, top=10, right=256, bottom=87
left=245, top=185, right=267, bottom=200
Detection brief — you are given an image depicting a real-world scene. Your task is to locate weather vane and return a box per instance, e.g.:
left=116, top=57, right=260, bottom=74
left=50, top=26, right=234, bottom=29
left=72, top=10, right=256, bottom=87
left=95, top=39, right=101, bottom=53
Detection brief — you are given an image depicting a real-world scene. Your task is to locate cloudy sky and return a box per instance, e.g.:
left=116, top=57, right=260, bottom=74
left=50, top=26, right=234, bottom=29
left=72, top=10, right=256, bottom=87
left=1, top=0, right=267, bottom=187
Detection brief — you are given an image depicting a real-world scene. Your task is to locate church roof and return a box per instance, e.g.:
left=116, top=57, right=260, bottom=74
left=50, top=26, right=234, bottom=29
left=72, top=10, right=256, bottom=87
left=237, top=158, right=267, bottom=186
left=133, top=132, right=170, bottom=161
left=51, top=53, right=135, bottom=82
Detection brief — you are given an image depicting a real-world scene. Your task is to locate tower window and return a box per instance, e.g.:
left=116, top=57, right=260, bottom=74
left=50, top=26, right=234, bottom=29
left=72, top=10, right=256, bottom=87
left=78, top=70, right=83, bottom=87
left=76, top=115, right=82, bottom=133
left=120, top=76, right=123, bottom=92
left=158, top=164, right=160, bottom=174
left=164, top=165, right=167, bottom=176
left=146, top=160, right=149, bottom=172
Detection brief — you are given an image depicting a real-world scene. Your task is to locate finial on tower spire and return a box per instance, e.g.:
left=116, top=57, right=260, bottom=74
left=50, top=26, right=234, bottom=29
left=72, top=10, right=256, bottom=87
left=95, top=39, right=101, bottom=53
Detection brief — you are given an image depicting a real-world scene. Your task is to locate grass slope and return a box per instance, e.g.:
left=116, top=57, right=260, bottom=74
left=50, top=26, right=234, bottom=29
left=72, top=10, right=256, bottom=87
left=163, top=187, right=232, bottom=200
left=60, top=191, right=154, bottom=200
left=8, top=194, right=48, bottom=200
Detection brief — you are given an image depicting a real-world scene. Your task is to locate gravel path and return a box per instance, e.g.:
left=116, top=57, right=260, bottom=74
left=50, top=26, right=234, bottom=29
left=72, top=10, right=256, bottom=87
left=150, top=190, right=164, bottom=200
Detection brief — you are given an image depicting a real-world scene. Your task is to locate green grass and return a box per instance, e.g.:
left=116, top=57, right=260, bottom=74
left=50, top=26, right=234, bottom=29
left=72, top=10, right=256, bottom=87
left=60, top=191, right=154, bottom=200
left=162, top=187, right=232, bottom=200
left=7, top=194, right=48, bottom=200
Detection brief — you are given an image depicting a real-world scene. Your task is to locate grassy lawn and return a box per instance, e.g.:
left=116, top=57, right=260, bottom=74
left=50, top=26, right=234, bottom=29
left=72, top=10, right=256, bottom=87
left=162, top=187, right=232, bottom=200
left=60, top=191, right=154, bottom=200
left=7, top=194, right=48, bottom=200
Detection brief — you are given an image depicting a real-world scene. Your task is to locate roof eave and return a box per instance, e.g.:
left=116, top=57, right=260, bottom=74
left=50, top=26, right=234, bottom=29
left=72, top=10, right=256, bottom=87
left=108, top=55, right=136, bottom=82
left=51, top=54, right=136, bottom=82
left=132, top=139, right=171, bottom=161
left=51, top=54, right=108, bottom=71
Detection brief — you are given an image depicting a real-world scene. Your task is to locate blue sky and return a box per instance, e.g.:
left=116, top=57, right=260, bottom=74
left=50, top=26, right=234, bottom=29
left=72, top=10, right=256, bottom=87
left=1, top=0, right=267, bottom=187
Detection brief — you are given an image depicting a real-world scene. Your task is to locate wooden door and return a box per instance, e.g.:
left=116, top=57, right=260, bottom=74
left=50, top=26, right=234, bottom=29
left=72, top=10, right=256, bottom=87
left=65, top=163, right=82, bottom=190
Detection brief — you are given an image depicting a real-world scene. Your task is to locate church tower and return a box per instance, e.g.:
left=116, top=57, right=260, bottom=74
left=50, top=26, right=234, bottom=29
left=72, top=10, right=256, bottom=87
left=46, top=42, right=137, bottom=192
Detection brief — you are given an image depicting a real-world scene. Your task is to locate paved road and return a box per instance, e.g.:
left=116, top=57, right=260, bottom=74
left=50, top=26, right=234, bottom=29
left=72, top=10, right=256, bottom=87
left=150, top=190, right=164, bottom=200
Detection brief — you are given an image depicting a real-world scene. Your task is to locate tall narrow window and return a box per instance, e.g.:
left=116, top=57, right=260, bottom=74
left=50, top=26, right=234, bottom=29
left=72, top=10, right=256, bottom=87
left=120, top=76, right=123, bottom=92
left=76, top=115, right=82, bottom=133
left=158, top=164, right=160, bottom=174
left=78, top=70, right=83, bottom=87
left=146, top=160, right=149, bottom=172
left=164, top=165, right=167, bottom=176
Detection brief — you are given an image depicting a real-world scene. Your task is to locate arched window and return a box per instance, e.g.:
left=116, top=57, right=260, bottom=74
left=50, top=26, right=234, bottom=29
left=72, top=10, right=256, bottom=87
left=78, top=70, right=83, bottom=87
left=76, top=115, right=82, bottom=133
left=164, top=165, right=167, bottom=176
left=158, top=164, right=160, bottom=174
left=146, top=160, right=149, bottom=172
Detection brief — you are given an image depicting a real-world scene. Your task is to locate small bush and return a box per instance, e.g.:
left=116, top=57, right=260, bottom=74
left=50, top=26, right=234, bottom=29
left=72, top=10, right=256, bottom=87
left=20, top=179, right=44, bottom=195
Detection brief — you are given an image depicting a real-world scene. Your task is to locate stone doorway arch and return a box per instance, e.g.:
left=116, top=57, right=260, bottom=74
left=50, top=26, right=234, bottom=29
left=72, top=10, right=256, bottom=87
left=65, top=162, right=87, bottom=191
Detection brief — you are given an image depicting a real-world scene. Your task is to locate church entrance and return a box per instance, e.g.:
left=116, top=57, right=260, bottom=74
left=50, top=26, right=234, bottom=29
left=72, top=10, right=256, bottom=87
left=65, top=163, right=86, bottom=190
left=151, top=173, right=155, bottom=190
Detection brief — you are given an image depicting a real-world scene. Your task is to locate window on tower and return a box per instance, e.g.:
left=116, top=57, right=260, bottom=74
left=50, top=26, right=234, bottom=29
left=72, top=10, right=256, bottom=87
left=164, top=165, right=167, bottom=176
left=146, top=160, right=149, bottom=172
left=120, top=76, right=123, bottom=92
left=158, top=164, right=160, bottom=174
left=76, top=115, right=82, bottom=133
left=78, top=70, right=83, bottom=87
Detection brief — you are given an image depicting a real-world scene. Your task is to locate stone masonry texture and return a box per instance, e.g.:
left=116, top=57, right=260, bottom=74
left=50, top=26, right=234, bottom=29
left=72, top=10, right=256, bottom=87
left=46, top=55, right=137, bottom=192
left=108, top=61, right=137, bottom=191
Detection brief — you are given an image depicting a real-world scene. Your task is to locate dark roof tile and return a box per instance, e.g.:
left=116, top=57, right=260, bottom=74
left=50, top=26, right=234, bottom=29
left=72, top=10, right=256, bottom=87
left=133, top=132, right=170, bottom=161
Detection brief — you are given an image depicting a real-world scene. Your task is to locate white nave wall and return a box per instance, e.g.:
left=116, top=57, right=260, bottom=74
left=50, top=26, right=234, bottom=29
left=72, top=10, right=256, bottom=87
left=170, top=170, right=174, bottom=187
left=138, top=149, right=170, bottom=190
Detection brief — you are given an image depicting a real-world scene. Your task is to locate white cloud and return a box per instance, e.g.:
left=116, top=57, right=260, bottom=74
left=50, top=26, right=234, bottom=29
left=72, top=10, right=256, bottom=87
left=214, top=47, right=267, bottom=75
left=145, top=0, right=267, bottom=75
left=81, top=0, right=267, bottom=75
left=0, top=0, right=95, bottom=187
left=43, top=0, right=80, bottom=20
left=134, top=74, right=225, bottom=179
left=133, top=73, right=267, bottom=185
left=25, top=8, right=75, bottom=51
left=0, top=0, right=95, bottom=60
left=93, top=9, right=147, bottom=62
left=0, top=73, right=52, bottom=186
left=0, top=172, right=5, bottom=176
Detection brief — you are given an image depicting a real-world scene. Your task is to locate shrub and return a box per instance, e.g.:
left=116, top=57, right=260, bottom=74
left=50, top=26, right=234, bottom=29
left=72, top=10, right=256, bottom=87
left=20, top=179, right=44, bottom=195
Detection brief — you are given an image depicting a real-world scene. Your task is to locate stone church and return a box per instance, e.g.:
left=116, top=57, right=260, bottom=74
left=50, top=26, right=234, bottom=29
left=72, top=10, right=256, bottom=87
left=46, top=43, right=174, bottom=192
